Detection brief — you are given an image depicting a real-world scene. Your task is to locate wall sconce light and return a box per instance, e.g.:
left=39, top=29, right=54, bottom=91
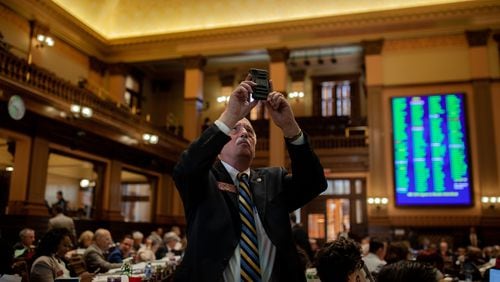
left=5, top=166, right=14, bottom=172
left=217, top=96, right=230, bottom=103
left=120, top=135, right=139, bottom=146
left=36, top=34, right=55, bottom=48
left=70, top=104, right=93, bottom=118
left=142, top=133, right=159, bottom=144
left=217, top=85, right=233, bottom=104
left=481, top=196, right=500, bottom=209
left=289, top=80, right=305, bottom=102
left=79, top=178, right=96, bottom=188
left=288, top=91, right=304, bottom=99
left=367, top=197, right=389, bottom=209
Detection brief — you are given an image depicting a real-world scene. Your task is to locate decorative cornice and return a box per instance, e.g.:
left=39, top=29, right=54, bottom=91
left=1, top=0, right=108, bottom=58
left=267, top=48, right=289, bottom=63
left=465, top=29, right=491, bottom=47
left=183, top=55, right=206, bottom=69
left=89, top=56, right=107, bottom=75
left=289, top=70, right=306, bottom=81
left=361, top=39, right=385, bottom=55
left=384, top=34, right=466, bottom=51
left=3, top=0, right=500, bottom=62
left=108, top=63, right=130, bottom=76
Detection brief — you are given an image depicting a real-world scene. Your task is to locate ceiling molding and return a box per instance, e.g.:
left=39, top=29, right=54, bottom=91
left=3, top=0, right=500, bottom=63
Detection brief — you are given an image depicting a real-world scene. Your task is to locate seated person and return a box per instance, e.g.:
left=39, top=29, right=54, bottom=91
left=456, top=246, right=483, bottom=282
left=83, top=229, right=121, bottom=273
left=65, top=230, right=94, bottom=259
left=362, top=238, right=387, bottom=276
left=136, top=238, right=157, bottom=262
left=156, top=232, right=182, bottom=259
left=315, top=237, right=369, bottom=282
left=385, top=241, right=411, bottom=265
left=131, top=231, right=144, bottom=253
left=77, top=230, right=94, bottom=250
left=13, top=228, right=36, bottom=261
left=0, top=236, right=14, bottom=275
left=108, top=235, right=133, bottom=263
left=377, top=260, right=438, bottom=282
left=30, top=228, right=94, bottom=282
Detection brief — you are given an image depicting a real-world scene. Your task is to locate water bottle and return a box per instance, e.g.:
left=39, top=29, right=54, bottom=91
left=144, top=262, right=153, bottom=280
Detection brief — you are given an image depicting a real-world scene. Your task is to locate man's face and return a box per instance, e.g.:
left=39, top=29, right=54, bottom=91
left=219, top=118, right=256, bottom=164
left=96, top=231, right=113, bottom=251
left=440, top=242, right=448, bottom=252
left=120, top=238, right=133, bottom=255
left=22, top=231, right=35, bottom=246
left=167, top=240, right=178, bottom=249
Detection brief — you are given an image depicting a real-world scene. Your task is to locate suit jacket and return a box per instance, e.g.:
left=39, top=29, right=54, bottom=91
left=83, top=244, right=121, bottom=273
left=173, top=124, right=327, bottom=282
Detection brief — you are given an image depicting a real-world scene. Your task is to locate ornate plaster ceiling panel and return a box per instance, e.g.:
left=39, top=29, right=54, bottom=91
left=51, top=0, right=473, bottom=39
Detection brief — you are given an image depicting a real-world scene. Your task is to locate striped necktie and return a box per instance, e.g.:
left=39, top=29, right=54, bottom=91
left=237, top=172, right=261, bottom=282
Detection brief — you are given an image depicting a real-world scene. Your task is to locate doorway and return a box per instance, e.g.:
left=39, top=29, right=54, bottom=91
left=301, top=178, right=367, bottom=246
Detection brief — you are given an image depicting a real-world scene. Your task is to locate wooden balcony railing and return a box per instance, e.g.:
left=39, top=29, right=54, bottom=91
left=0, top=48, right=188, bottom=166
left=0, top=49, right=142, bottom=126
left=252, top=116, right=368, bottom=151
left=256, top=135, right=367, bottom=151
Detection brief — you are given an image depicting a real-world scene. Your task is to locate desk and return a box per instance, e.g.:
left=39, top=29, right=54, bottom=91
left=93, top=259, right=178, bottom=282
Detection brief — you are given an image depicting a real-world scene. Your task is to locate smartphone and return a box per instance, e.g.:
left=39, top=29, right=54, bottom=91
left=249, top=68, right=270, bottom=100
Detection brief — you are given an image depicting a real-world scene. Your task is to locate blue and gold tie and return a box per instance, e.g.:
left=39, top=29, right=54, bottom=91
left=237, top=172, right=261, bottom=282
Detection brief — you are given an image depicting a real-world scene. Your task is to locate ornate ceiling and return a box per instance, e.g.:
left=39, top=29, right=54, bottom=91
left=50, top=0, right=473, bottom=39
left=3, top=0, right=499, bottom=62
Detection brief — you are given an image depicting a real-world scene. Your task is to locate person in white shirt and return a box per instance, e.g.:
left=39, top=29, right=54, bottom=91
left=362, top=238, right=387, bottom=277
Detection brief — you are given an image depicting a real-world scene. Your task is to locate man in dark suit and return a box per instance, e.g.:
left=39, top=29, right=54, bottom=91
left=173, top=74, right=327, bottom=282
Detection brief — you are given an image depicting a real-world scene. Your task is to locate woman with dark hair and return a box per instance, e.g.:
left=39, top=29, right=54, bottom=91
left=315, top=237, right=370, bottom=282
left=384, top=241, right=411, bottom=265
left=30, top=228, right=94, bottom=282
left=377, top=260, right=438, bottom=282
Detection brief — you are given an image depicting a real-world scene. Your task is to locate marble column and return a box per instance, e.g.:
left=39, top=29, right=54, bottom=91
left=22, top=137, right=49, bottom=215
left=108, top=63, right=129, bottom=106
left=267, top=48, right=289, bottom=167
left=182, top=56, right=206, bottom=141
left=6, top=134, right=31, bottom=215
left=362, top=39, right=389, bottom=218
left=101, top=160, right=124, bottom=221
left=466, top=30, right=499, bottom=205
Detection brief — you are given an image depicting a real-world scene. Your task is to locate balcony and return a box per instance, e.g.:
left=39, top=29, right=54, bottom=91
left=0, top=48, right=188, bottom=171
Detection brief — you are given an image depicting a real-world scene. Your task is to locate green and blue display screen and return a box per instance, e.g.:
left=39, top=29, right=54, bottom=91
left=391, top=93, right=472, bottom=206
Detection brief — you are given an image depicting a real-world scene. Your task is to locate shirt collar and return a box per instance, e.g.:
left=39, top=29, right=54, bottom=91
left=220, top=160, right=250, bottom=184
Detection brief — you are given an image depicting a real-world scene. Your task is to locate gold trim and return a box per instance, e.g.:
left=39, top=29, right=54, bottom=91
left=3, top=0, right=500, bottom=62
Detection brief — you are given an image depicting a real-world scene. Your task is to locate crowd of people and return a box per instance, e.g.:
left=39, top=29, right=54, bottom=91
left=1, top=72, right=499, bottom=282
left=300, top=228, right=500, bottom=282
left=1, top=220, right=499, bottom=282
left=0, top=224, right=185, bottom=281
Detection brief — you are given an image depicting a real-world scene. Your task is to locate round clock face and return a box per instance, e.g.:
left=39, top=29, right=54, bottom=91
left=8, top=95, right=26, bottom=120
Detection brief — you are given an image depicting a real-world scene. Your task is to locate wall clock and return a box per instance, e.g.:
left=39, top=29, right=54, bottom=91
left=8, top=95, right=25, bottom=120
